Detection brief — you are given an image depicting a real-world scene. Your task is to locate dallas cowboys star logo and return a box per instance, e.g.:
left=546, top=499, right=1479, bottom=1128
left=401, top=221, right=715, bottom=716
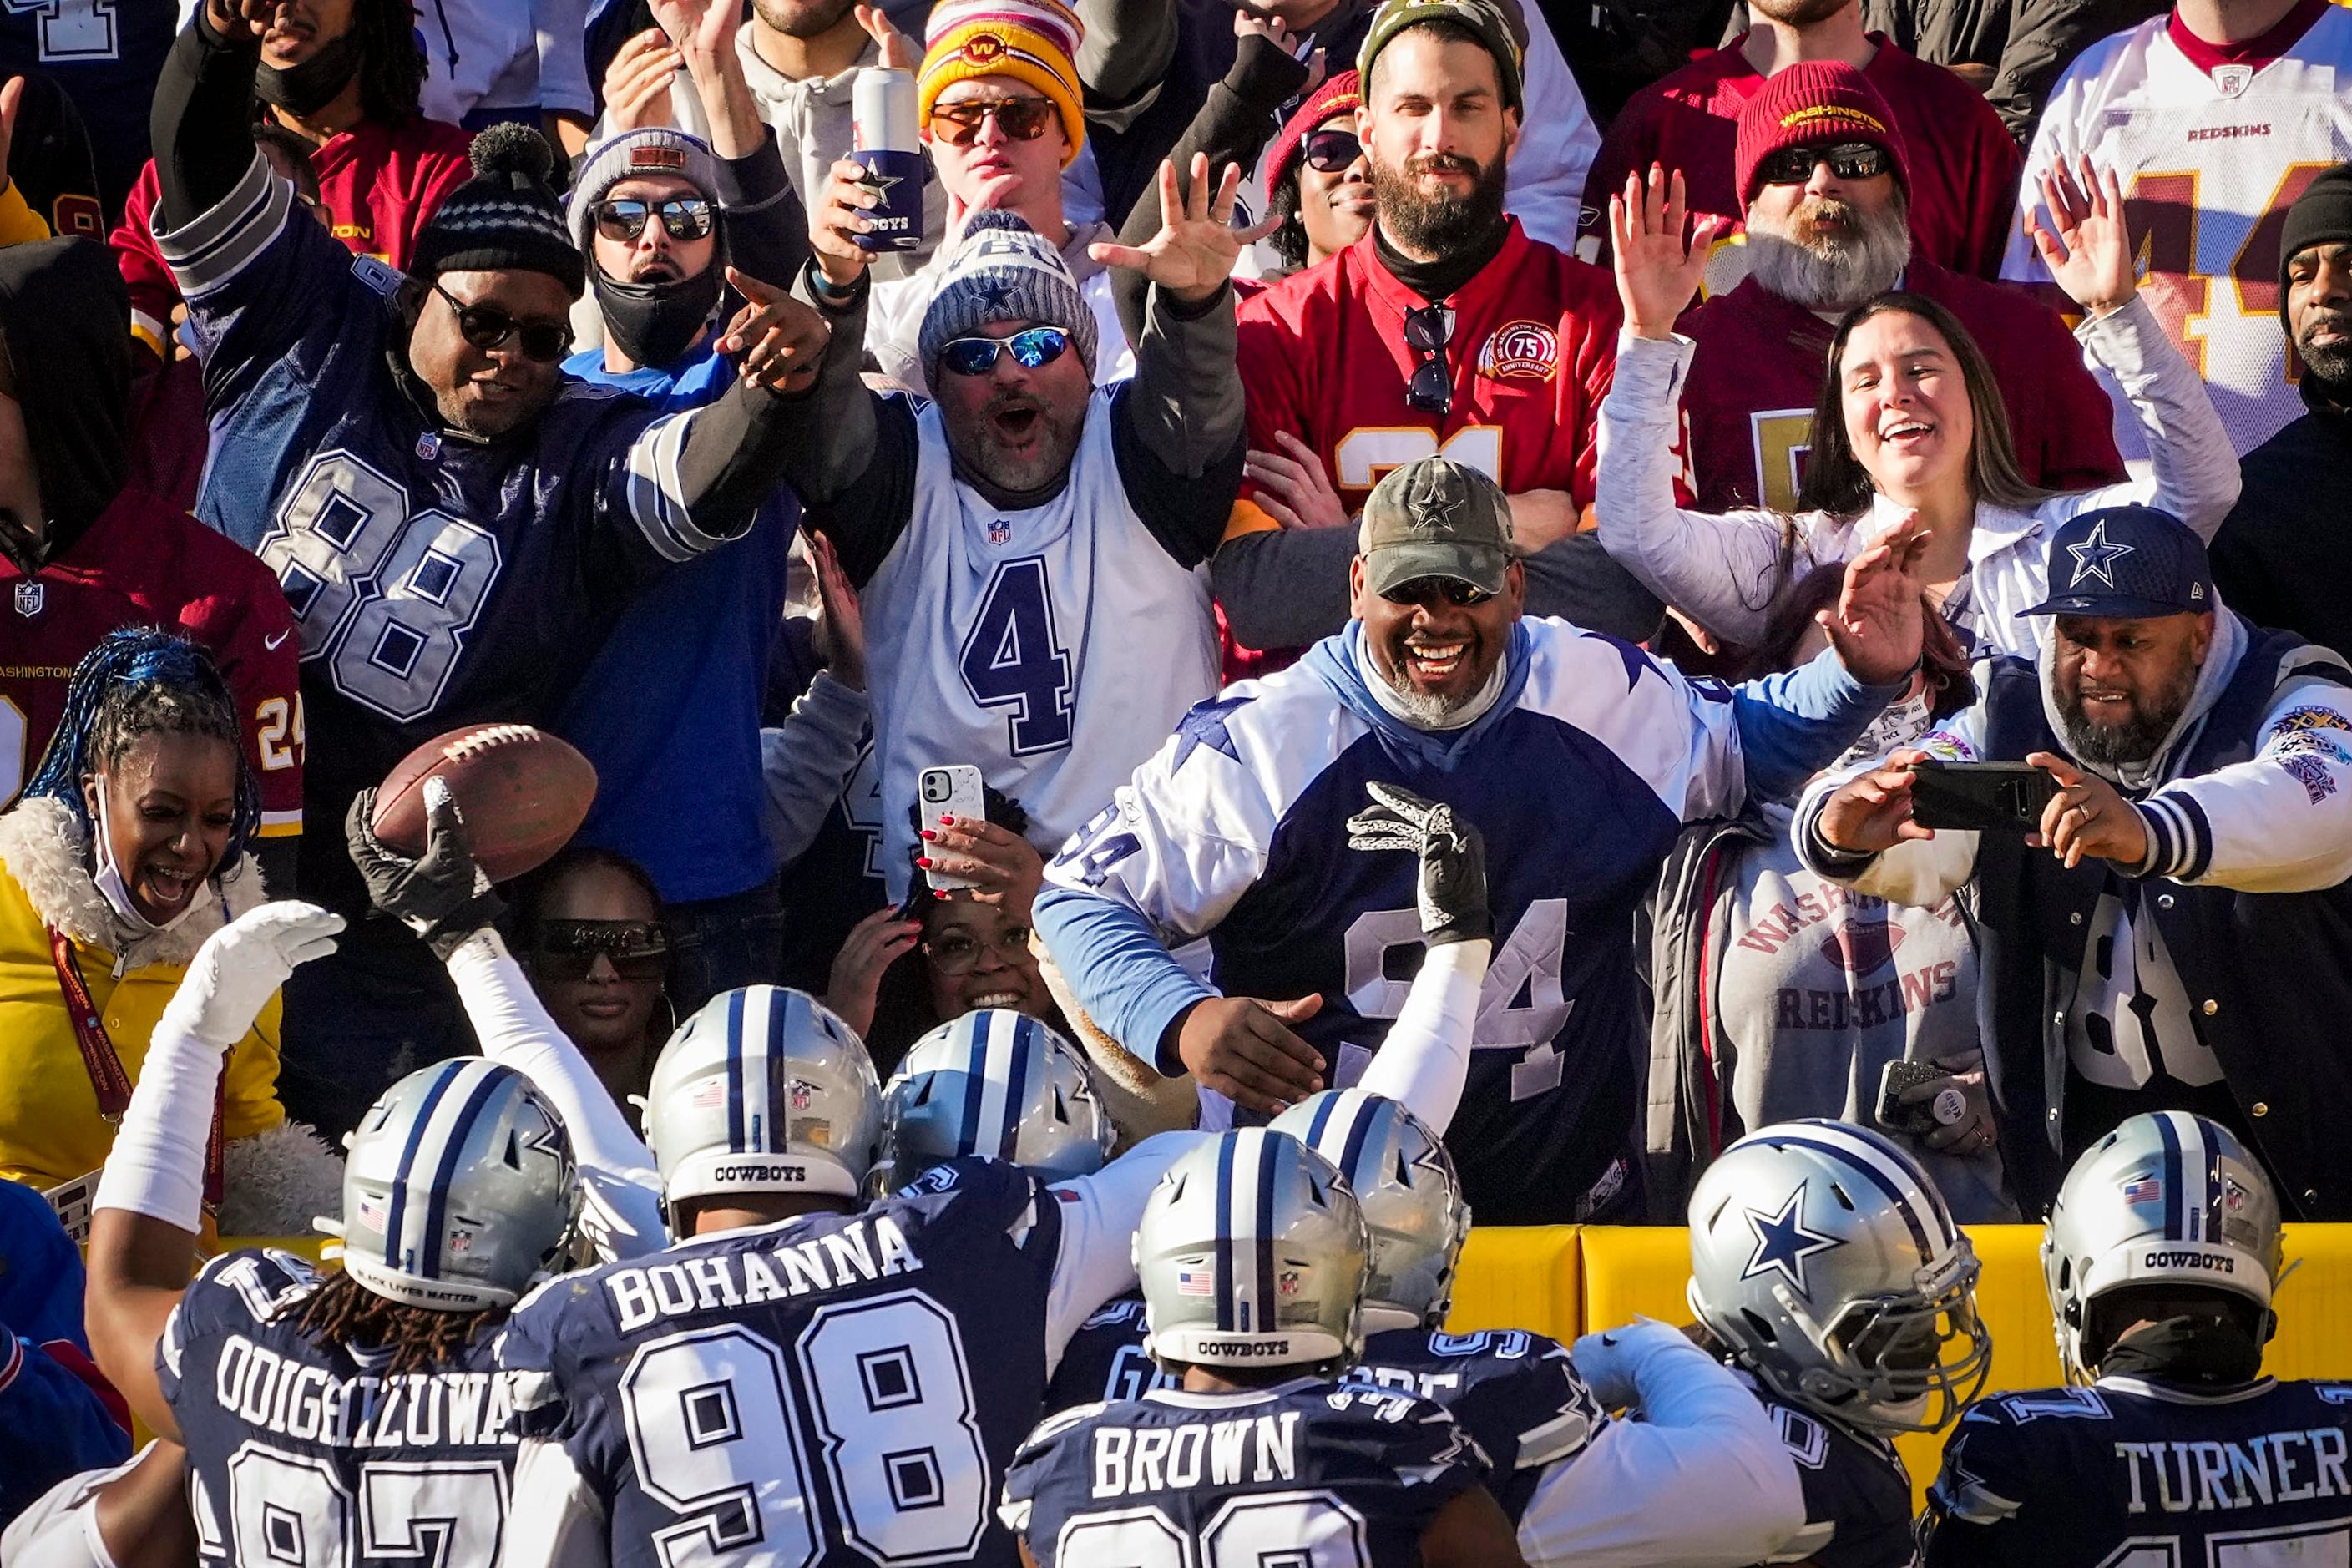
left=1740, top=1186, right=1845, bottom=1295
left=1409, top=488, right=1466, bottom=534
left=854, top=165, right=904, bottom=199
left=1171, top=694, right=1253, bottom=771
left=2066, top=519, right=2136, bottom=590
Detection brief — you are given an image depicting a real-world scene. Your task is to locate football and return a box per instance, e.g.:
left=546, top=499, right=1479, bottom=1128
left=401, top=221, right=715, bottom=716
left=369, top=724, right=599, bottom=883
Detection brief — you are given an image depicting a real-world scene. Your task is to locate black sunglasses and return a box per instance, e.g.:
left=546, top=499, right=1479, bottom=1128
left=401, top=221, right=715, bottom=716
left=938, top=326, right=1073, bottom=377
left=429, top=280, right=573, bottom=363
left=1383, top=575, right=1495, bottom=608
left=1302, top=127, right=1363, bottom=173
left=1755, top=140, right=1894, bottom=186
left=1404, top=303, right=1455, bottom=415
left=532, top=918, right=670, bottom=982
left=592, top=195, right=715, bottom=243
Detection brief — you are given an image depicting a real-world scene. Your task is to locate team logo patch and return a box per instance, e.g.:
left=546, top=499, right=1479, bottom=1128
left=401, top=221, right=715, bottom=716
left=13, top=581, right=42, bottom=618
left=788, top=1079, right=816, bottom=1110
left=988, top=519, right=1014, bottom=545
left=416, top=432, right=440, bottom=461
left=2213, top=63, right=2254, bottom=97
left=1478, top=320, right=1560, bottom=382
left=1778, top=104, right=1888, bottom=135
left=629, top=145, right=688, bottom=171
left=2065, top=518, right=2134, bottom=588
left=1277, top=1269, right=1302, bottom=1295
left=2270, top=706, right=2352, bottom=737
left=961, top=31, right=1006, bottom=62
left=1740, top=1186, right=1844, bottom=1294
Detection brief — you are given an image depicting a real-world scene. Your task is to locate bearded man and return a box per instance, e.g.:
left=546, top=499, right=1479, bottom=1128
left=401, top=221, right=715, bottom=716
left=1674, top=63, right=2123, bottom=515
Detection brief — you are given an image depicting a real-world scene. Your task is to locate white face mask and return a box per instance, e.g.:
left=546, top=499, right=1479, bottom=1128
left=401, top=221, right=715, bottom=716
left=88, top=784, right=205, bottom=937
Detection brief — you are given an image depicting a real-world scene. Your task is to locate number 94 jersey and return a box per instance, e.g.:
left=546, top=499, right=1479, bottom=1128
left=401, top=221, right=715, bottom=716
left=1002, top=1381, right=1492, bottom=1568
left=496, top=1158, right=1066, bottom=1568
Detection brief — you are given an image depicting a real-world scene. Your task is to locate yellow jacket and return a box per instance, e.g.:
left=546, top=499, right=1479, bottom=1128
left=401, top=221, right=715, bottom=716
left=0, top=798, right=283, bottom=1192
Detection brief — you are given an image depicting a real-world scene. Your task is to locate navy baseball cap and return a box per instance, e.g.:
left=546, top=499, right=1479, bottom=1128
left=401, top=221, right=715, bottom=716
left=2018, top=505, right=2215, bottom=620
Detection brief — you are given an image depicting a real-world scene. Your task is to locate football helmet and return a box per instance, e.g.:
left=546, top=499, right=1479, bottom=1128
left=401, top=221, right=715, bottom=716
left=326, top=1060, right=579, bottom=1312
left=1688, top=1119, right=1990, bottom=1434
left=2042, top=1110, right=2284, bottom=1383
left=871, top=1009, right=1114, bottom=1193
left=1137, top=1129, right=1369, bottom=1371
left=643, top=986, right=882, bottom=1206
left=1270, top=1089, right=1468, bottom=1331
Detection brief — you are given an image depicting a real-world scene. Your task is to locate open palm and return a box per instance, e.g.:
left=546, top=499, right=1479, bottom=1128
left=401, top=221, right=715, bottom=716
left=1610, top=165, right=1725, bottom=340
left=1088, top=154, right=1274, bottom=302
left=649, top=0, right=735, bottom=56
left=2030, top=154, right=2135, bottom=316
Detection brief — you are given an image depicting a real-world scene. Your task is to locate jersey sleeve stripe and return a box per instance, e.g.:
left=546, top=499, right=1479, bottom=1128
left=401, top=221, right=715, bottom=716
left=154, top=153, right=292, bottom=302
left=256, top=808, right=304, bottom=837
left=623, top=408, right=752, bottom=562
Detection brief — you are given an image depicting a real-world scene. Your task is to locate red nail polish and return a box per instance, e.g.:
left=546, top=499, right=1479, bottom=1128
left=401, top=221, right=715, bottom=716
left=916, top=857, right=933, bottom=868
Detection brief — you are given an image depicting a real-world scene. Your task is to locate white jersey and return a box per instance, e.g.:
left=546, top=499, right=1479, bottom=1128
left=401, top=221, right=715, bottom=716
left=2001, top=3, right=2352, bottom=461
left=861, top=391, right=1219, bottom=900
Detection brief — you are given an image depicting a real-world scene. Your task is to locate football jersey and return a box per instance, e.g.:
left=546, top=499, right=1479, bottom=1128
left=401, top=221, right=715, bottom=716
left=1001, top=1379, right=1490, bottom=1568
left=1581, top=34, right=2024, bottom=288
left=1920, top=1375, right=2352, bottom=1566
left=857, top=393, right=1218, bottom=903
left=1746, top=1377, right=1916, bottom=1568
left=1233, top=220, right=1621, bottom=516
left=1043, top=1292, right=1600, bottom=1523
left=0, top=486, right=303, bottom=834
left=160, top=1248, right=528, bottom=1568
left=499, top=1157, right=1068, bottom=1568
left=0, top=0, right=173, bottom=222
left=2001, top=0, right=2352, bottom=461
left=1676, top=263, right=2124, bottom=514
left=164, top=157, right=741, bottom=913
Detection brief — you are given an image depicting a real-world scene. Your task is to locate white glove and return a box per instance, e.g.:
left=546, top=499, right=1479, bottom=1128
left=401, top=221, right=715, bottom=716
left=160, top=902, right=346, bottom=1050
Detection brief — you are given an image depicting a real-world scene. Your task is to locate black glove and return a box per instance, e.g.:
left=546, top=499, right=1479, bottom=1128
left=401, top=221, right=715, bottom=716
left=346, top=782, right=505, bottom=961
left=1345, top=782, right=1491, bottom=946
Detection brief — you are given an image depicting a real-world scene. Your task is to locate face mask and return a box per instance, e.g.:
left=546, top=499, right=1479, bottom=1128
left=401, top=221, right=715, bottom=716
left=89, top=787, right=205, bottom=937
left=255, top=28, right=362, bottom=115
left=593, top=263, right=723, bottom=369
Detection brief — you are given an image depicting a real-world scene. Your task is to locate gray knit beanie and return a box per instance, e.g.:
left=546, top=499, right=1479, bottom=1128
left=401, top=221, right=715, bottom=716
left=917, top=210, right=1096, bottom=376
left=566, top=129, right=724, bottom=253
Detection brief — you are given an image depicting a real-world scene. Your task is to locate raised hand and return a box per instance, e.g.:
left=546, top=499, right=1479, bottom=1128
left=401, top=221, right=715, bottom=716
left=1346, top=782, right=1491, bottom=946
left=603, top=29, right=681, bottom=133
left=719, top=266, right=831, bottom=392
left=1088, top=154, right=1277, bottom=303
left=346, top=781, right=503, bottom=960
left=650, top=0, right=738, bottom=59
left=165, top=902, right=345, bottom=1050
left=854, top=3, right=922, bottom=68
left=1821, top=512, right=1930, bottom=686
left=1233, top=10, right=1324, bottom=95
left=808, top=530, right=867, bottom=693
left=202, top=0, right=273, bottom=47
left=826, top=907, right=921, bottom=1039
left=2028, top=154, right=2135, bottom=317
left=1609, top=164, right=1727, bottom=341
left=918, top=815, right=1046, bottom=908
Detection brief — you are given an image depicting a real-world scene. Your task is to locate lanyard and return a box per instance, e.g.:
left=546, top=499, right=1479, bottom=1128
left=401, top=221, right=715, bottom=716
left=48, top=927, right=226, bottom=1206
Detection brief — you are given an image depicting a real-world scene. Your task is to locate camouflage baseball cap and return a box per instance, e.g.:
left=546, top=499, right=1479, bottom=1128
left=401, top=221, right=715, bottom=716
left=1358, top=458, right=1515, bottom=597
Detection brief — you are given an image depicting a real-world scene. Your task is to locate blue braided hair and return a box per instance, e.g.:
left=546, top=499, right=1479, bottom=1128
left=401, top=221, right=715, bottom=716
left=21, top=628, right=263, bottom=871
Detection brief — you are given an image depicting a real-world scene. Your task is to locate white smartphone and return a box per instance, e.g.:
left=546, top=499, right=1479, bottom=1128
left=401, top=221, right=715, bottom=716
left=917, top=765, right=988, bottom=891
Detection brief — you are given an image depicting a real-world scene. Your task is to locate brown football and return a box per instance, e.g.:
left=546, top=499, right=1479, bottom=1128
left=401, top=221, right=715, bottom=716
left=369, top=724, right=598, bottom=883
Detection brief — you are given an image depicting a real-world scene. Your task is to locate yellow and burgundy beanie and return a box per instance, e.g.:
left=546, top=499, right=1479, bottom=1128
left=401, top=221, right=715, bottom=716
left=918, top=0, right=1087, bottom=167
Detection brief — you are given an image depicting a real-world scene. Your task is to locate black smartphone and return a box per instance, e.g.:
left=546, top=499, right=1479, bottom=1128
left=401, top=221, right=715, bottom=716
left=1906, top=759, right=2058, bottom=833
left=1876, top=1059, right=1945, bottom=1136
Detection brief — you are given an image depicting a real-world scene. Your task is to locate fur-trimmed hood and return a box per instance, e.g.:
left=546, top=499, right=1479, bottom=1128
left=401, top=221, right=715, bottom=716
left=0, top=796, right=267, bottom=969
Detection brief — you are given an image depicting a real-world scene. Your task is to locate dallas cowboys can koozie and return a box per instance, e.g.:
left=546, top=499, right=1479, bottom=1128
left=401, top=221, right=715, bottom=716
left=852, top=66, right=924, bottom=252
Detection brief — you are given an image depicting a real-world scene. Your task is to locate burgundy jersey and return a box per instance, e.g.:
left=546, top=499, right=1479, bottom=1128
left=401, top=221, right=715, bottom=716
left=0, top=488, right=303, bottom=835
left=1582, top=36, right=2023, bottom=287
left=1235, top=220, right=1621, bottom=515
left=1676, top=261, right=2125, bottom=512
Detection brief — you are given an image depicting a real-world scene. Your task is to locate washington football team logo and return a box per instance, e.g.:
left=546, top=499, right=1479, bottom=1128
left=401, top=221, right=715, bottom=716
left=961, top=31, right=1007, bottom=62
left=1478, top=321, right=1560, bottom=382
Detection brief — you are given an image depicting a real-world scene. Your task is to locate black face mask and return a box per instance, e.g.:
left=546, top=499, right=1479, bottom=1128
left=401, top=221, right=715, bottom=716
left=256, top=28, right=362, bottom=115
left=2099, top=1313, right=2268, bottom=1388
left=592, top=262, right=724, bottom=369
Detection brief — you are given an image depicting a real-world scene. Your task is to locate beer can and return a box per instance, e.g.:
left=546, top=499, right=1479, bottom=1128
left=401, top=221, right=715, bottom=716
left=851, top=66, right=924, bottom=252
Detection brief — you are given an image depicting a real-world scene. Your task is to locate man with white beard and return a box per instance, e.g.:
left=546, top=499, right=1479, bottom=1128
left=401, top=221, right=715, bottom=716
left=1671, top=63, right=2124, bottom=515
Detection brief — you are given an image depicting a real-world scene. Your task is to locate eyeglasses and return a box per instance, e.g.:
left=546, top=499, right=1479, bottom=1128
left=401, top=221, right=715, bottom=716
left=938, top=326, right=1073, bottom=377
left=1302, top=128, right=1363, bottom=173
left=923, top=923, right=1034, bottom=974
left=592, top=195, right=715, bottom=243
left=532, top=918, right=670, bottom=982
left=1404, top=304, right=1455, bottom=414
left=429, top=280, right=574, bottom=362
left=1754, top=140, right=1894, bottom=186
left=928, top=98, right=1057, bottom=144
left=1383, top=575, right=1495, bottom=608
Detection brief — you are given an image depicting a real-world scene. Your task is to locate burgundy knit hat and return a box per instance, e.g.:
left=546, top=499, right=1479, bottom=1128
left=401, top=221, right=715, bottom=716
left=1732, top=60, right=1911, bottom=210
left=1263, top=70, right=1363, bottom=196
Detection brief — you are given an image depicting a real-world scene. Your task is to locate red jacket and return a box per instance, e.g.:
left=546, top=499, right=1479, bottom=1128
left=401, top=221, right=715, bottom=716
left=1582, top=36, right=2023, bottom=282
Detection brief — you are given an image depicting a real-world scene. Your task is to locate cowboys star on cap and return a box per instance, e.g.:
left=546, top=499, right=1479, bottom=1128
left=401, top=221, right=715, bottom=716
left=1409, top=485, right=1466, bottom=534
left=2066, top=519, right=2137, bottom=589
left=1740, top=1185, right=1845, bottom=1294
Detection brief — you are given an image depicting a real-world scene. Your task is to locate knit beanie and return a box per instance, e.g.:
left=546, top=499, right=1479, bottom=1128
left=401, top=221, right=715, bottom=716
left=566, top=129, right=724, bottom=253
left=412, top=124, right=586, bottom=298
left=2278, top=163, right=2352, bottom=325
left=917, top=210, right=1096, bottom=374
left=1357, top=0, right=1524, bottom=114
left=1732, top=60, right=1912, bottom=210
left=919, top=0, right=1087, bottom=168
left=1265, top=70, right=1363, bottom=195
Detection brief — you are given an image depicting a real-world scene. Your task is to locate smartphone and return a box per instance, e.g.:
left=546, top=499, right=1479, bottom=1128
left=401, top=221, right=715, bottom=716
left=1875, top=1059, right=1945, bottom=1136
left=917, top=765, right=988, bottom=891
left=1906, top=759, right=2058, bottom=833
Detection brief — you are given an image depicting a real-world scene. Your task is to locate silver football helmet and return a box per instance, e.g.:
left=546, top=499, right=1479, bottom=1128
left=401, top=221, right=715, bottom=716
left=870, top=1009, right=1114, bottom=1194
left=643, top=986, right=882, bottom=1206
left=1688, top=1119, right=1990, bottom=1434
left=1270, top=1089, right=1468, bottom=1332
left=325, top=1060, right=579, bottom=1312
left=1136, top=1129, right=1369, bottom=1372
left=2042, top=1110, right=2284, bottom=1383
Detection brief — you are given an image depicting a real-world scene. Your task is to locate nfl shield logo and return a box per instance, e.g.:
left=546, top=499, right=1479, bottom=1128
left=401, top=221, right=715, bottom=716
left=13, top=581, right=41, bottom=618
left=2214, top=63, right=2253, bottom=96
left=987, top=519, right=1013, bottom=545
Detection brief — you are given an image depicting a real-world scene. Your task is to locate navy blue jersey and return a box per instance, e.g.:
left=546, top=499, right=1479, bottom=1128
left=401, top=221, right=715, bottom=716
left=163, top=158, right=746, bottom=912
left=0, top=0, right=171, bottom=220
left=498, top=1157, right=1065, bottom=1568
left=1921, top=1376, right=2352, bottom=1566
left=159, top=1250, right=525, bottom=1568
left=1004, top=1379, right=1490, bottom=1568
left=1043, top=1292, right=1598, bottom=1523
left=1748, top=1379, right=1915, bottom=1568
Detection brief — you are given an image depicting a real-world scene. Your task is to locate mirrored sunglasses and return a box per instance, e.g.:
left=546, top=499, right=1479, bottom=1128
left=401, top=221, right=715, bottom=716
left=534, top=918, right=670, bottom=981
left=1383, top=575, right=1495, bottom=608
left=938, top=326, right=1073, bottom=377
left=1756, top=140, right=1894, bottom=186
left=592, top=195, right=715, bottom=243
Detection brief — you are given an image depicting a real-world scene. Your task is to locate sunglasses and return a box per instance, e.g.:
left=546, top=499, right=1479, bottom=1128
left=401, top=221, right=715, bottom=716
left=1302, top=127, right=1363, bottom=173
left=1404, top=303, right=1455, bottom=415
left=592, top=195, right=715, bottom=243
left=923, top=923, right=1035, bottom=975
left=429, top=280, right=573, bottom=363
left=533, top=919, right=670, bottom=982
left=1383, top=576, right=1495, bottom=608
left=928, top=98, right=1057, bottom=144
left=937, top=326, right=1073, bottom=377
left=1755, top=140, right=1894, bottom=186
